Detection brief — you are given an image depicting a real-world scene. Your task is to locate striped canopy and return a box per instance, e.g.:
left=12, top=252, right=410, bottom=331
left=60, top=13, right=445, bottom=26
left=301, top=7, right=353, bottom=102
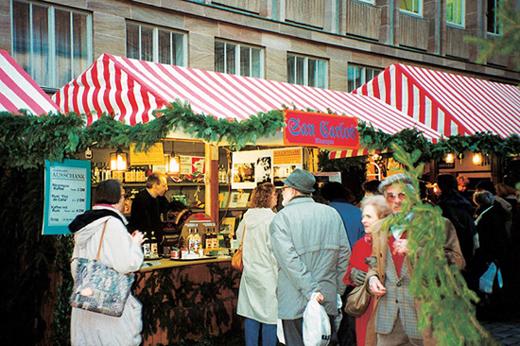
left=53, top=54, right=440, bottom=144
left=0, top=49, right=58, bottom=115
left=353, top=63, right=520, bottom=138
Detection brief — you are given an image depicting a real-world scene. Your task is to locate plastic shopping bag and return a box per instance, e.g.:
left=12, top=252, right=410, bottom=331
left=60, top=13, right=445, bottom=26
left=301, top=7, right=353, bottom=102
left=479, top=262, right=503, bottom=294
left=334, top=294, right=342, bottom=332
left=277, top=319, right=285, bottom=345
left=303, top=293, right=331, bottom=346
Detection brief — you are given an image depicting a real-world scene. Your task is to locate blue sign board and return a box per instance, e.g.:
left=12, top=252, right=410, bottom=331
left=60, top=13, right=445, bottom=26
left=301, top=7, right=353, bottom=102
left=43, top=159, right=91, bottom=235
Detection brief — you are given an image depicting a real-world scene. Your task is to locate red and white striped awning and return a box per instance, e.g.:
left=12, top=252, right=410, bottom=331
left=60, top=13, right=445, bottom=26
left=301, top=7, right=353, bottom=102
left=53, top=54, right=441, bottom=145
left=353, top=64, right=520, bottom=137
left=0, top=49, right=58, bottom=115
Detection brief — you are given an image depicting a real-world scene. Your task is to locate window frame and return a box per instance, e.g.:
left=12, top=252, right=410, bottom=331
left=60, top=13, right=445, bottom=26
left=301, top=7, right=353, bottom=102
left=446, top=0, right=465, bottom=28
left=355, top=0, right=376, bottom=5
left=214, top=39, right=265, bottom=78
left=486, top=0, right=503, bottom=36
left=287, top=53, right=328, bottom=88
left=125, top=21, right=188, bottom=66
left=347, top=63, right=382, bottom=92
left=399, top=0, right=423, bottom=17
left=10, top=0, right=93, bottom=89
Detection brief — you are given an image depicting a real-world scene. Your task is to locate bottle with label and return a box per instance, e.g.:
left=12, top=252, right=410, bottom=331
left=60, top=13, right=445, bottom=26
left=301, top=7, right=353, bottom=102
left=142, top=235, right=151, bottom=259
left=150, top=231, right=158, bottom=258
left=187, top=227, right=195, bottom=254
left=192, top=230, right=202, bottom=256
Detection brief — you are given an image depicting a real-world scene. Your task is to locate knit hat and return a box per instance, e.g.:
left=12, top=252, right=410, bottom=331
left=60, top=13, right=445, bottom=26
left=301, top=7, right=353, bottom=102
left=378, top=173, right=413, bottom=193
left=283, top=168, right=316, bottom=193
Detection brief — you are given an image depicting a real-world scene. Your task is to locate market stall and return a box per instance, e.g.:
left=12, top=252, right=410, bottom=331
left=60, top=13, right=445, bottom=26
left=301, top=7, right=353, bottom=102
left=52, top=53, right=443, bottom=343
left=352, top=63, right=520, bottom=184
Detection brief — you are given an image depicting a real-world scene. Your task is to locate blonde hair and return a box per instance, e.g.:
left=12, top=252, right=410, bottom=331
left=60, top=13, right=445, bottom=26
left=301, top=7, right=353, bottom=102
left=360, top=195, right=392, bottom=219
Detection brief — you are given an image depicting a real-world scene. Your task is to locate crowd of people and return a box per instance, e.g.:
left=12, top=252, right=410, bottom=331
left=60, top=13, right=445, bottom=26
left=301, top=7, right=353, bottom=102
left=67, top=169, right=519, bottom=346
left=237, top=170, right=519, bottom=346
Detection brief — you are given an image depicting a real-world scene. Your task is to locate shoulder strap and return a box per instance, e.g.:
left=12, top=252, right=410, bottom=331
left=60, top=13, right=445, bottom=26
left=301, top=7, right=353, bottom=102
left=95, top=221, right=109, bottom=261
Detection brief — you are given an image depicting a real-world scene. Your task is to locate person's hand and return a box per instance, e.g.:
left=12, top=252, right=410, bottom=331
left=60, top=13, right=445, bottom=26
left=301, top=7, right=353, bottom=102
left=365, top=256, right=377, bottom=269
left=368, top=276, right=386, bottom=297
left=350, top=268, right=367, bottom=286
left=313, top=292, right=325, bottom=304
left=393, top=239, right=408, bottom=255
left=131, top=230, right=145, bottom=245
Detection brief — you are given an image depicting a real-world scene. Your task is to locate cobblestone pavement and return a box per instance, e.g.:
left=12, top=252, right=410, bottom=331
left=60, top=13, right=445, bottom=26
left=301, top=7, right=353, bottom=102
left=481, top=320, right=520, bottom=345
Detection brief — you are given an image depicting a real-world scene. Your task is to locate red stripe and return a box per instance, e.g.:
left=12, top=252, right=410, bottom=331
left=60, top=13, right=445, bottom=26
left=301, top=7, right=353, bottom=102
left=0, top=90, right=19, bottom=113
left=101, top=57, right=115, bottom=116
left=407, top=77, right=414, bottom=117
left=126, top=74, right=138, bottom=125
left=71, top=78, right=81, bottom=115
left=53, top=90, right=61, bottom=110
left=418, top=92, right=426, bottom=125
left=113, top=66, right=127, bottom=122
left=62, top=82, right=70, bottom=113
left=225, top=74, right=280, bottom=110
left=383, top=69, right=391, bottom=105
left=361, top=83, right=368, bottom=95
left=80, top=70, right=90, bottom=115
left=140, top=87, right=151, bottom=123
left=90, top=62, right=102, bottom=117
left=430, top=103, right=438, bottom=132
left=372, top=76, right=380, bottom=98
left=395, top=69, right=402, bottom=111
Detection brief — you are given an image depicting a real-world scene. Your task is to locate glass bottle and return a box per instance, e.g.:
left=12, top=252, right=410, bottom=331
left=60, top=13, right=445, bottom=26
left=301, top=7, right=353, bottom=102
left=150, top=231, right=158, bottom=258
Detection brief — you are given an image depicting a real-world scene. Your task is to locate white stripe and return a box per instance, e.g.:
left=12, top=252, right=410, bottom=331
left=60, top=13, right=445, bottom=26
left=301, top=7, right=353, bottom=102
left=424, top=97, right=432, bottom=129
left=437, top=109, right=445, bottom=136
left=401, top=74, right=409, bottom=115
left=133, top=82, right=144, bottom=124
left=390, top=67, right=396, bottom=107
left=85, top=65, right=96, bottom=115
left=366, top=80, right=374, bottom=97
left=0, top=78, right=31, bottom=112
left=378, top=76, right=386, bottom=103
left=108, top=60, right=120, bottom=118
left=119, top=70, right=134, bottom=124
left=413, top=85, right=420, bottom=122
left=451, top=120, right=458, bottom=135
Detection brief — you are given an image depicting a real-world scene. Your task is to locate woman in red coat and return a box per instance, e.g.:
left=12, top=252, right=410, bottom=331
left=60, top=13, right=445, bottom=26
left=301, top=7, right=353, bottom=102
left=343, top=195, right=391, bottom=346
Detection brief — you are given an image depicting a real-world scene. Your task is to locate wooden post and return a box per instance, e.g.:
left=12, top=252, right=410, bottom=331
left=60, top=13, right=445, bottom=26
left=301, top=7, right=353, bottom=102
left=204, top=143, right=219, bottom=225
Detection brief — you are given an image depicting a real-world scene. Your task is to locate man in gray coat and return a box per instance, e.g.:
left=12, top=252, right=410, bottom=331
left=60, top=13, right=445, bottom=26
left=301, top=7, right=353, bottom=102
left=270, top=169, right=351, bottom=345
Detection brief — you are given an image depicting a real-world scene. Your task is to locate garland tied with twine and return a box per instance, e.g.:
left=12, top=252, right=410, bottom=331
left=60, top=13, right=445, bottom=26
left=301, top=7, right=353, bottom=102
left=387, top=144, right=497, bottom=345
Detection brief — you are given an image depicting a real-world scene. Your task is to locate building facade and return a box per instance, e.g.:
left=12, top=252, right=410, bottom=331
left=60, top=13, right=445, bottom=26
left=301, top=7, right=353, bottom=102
left=2, top=0, right=519, bottom=94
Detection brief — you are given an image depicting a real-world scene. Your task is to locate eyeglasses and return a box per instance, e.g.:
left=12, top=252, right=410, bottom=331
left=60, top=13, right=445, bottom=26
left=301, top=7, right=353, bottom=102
left=385, top=192, right=406, bottom=201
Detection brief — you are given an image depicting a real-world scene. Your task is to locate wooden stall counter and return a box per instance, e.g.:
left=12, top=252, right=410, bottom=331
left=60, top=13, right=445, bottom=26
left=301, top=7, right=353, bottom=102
left=139, top=256, right=232, bottom=272
left=135, top=255, right=241, bottom=345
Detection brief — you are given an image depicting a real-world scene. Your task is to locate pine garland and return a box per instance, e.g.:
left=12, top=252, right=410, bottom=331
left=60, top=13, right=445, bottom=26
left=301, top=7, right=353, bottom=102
left=387, top=144, right=498, bottom=345
left=1, top=104, right=518, bottom=170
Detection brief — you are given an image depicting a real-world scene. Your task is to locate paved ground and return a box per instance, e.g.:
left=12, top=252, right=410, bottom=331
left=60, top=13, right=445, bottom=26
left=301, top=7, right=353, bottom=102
left=482, top=320, right=520, bottom=345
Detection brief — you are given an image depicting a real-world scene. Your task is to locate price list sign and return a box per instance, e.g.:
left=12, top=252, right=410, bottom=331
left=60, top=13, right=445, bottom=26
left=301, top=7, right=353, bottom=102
left=43, top=159, right=91, bottom=235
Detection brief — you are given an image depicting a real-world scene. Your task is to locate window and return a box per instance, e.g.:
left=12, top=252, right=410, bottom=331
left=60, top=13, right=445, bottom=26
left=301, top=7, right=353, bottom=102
left=400, top=0, right=422, bottom=16
left=214, top=40, right=263, bottom=78
left=126, top=22, right=187, bottom=66
left=447, top=0, right=465, bottom=27
left=487, top=0, right=502, bottom=35
left=11, top=1, right=92, bottom=88
left=347, top=64, right=382, bottom=92
left=287, top=54, right=327, bottom=88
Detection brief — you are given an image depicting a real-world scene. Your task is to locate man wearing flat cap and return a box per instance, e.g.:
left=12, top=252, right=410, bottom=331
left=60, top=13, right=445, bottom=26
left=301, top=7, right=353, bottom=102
left=269, top=168, right=351, bottom=345
left=366, top=173, right=464, bottom=346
